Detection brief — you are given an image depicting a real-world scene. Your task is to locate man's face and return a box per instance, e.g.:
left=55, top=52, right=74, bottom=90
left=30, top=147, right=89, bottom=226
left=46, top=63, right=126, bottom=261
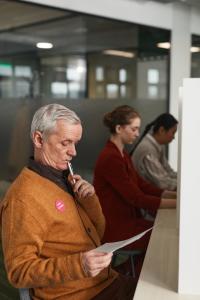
left=35, top=120, right=82, bottom=171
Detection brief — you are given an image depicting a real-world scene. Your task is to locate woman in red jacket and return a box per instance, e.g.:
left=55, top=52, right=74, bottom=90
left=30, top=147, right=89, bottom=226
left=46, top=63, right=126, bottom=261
left=93, top=105, right=176, bottom=276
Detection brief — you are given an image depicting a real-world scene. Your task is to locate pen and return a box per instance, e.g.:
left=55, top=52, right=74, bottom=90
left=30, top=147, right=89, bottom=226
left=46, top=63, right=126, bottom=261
left=67, top=162, right=76, bottom=184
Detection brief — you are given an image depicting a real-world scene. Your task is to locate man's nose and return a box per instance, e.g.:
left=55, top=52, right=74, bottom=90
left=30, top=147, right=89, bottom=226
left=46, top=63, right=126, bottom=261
left=68, top=144, right=77, bottom=156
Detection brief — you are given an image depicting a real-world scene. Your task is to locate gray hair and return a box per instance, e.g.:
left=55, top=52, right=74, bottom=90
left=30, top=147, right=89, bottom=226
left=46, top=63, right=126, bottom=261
left=30, top=103, right=81, bottom=141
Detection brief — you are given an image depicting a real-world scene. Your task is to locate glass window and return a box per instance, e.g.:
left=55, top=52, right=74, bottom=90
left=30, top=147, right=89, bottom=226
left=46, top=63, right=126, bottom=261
left=0, top=80, right=13, bottom=97
left=137, top=58, right=167, bottom=101
left=95, top=66, right=104, bottom=81
left=68, top=82, right=81, bottom=98
left=0, top=0, right=170, bottom=180
left=51, top=82, right=68, bottom=97
left=0, top=63, right=12, bottom=76
left=191, top=35, right=200, bottom=78
left=107, top=67, right=118, bottom=82
left=148, top=85, right=158, bottom=98
left=15, top=80, right=30, bottom=98
left=106, top=84, right=118, bottom=98
left=96, top=85, right=105, bottom=98
left=147, top=69, right=159, bottom=84
left=67, top=68, right=80, bottom=81
left=119, top=69, right=127, bottom=83
left=15, top=66, right=32, bottom=78
left=120, top=85, right=127, bottom=97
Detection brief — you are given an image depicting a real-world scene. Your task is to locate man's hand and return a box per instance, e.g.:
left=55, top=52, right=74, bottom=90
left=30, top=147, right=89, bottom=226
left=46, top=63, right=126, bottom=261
left=81, top=249, right=113, bottom=277
left=69, top=174, right=95, bottom=198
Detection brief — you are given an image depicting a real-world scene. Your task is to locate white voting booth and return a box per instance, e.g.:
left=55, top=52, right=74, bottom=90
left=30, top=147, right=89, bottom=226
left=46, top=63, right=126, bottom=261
left=178, top=78, right=200, bottom=295
left=133, top=78, right=200, bottom=300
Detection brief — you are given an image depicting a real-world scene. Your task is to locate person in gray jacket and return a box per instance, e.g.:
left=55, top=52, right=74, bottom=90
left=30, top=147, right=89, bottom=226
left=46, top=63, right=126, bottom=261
left=131, top=113, right=178, bottom=191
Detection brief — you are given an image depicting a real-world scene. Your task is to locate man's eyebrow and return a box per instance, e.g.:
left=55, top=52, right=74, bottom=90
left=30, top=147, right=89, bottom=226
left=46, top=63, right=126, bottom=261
left=62, top=138, right=80, bottom=144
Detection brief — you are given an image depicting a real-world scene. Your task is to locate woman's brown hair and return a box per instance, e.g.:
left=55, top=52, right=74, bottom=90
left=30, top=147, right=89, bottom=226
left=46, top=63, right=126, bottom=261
left=103, top=105, right=140, bottom=134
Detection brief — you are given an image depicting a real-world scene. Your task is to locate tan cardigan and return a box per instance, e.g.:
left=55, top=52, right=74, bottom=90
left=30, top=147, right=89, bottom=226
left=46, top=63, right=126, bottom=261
left=0, top=168, right=117, bottom=300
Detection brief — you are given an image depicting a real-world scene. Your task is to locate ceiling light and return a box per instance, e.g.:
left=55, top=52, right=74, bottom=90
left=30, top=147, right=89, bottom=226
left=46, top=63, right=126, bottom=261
left=157, top=42, right=200, bottom=53
left=103, top=50, right=135, bottom=58
left=36, top=42, right=53, bottom=49
left=157, top=42, right=170, bottom=49
left=191, top=47, right=200, bottom=53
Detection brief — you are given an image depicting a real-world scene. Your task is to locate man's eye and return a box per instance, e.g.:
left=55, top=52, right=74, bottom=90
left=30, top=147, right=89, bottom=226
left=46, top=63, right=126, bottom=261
left=62, top=142, right=68, bottom=146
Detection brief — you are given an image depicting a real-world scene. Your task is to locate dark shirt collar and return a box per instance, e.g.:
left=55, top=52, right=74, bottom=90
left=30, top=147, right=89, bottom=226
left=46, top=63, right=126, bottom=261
left=28, top=157, right=74, bottom=196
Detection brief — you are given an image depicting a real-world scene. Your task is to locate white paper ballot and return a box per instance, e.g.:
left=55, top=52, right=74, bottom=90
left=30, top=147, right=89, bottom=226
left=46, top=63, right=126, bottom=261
left=94, top=227, right=153, bottom=253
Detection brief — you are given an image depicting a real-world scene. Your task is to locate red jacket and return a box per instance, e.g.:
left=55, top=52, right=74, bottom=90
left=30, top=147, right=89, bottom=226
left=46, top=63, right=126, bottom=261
left=93, top=141, right=162, bottom=245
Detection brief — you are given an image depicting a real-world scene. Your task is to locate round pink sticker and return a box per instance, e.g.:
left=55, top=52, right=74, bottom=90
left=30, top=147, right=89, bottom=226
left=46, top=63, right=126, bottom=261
left=55, top=200, right=65, bottom=212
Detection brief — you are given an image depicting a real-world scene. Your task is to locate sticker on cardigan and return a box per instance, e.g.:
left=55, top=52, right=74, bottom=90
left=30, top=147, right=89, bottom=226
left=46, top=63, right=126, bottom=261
left=55, top=200, right=65, bottom=212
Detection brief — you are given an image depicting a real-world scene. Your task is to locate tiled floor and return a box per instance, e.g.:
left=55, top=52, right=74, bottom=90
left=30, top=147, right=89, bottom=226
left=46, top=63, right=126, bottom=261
left=0, top=243, right=19, bottom=300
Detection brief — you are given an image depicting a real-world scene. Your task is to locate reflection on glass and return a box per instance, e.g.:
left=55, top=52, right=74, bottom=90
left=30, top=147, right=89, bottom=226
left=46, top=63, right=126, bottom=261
left=147, top=69, right=159, bottom=84
left=191, top=35, right=200, bottom=78
left=51, top=82, right=68, bottom=97
left=96, top=85, right=105, bottom=98
left=0, top=0, right=170, bottom=183
left=148, top=85, right=158, bottom=98
left=66, top=58, right=86, bottom=81
left=0, top=80, right=13, bottom=97
left=107, top=68, right=118, bottom=82
left=15, top=81, right=30, bottom=98
left=41, top=55, right=86, bottom=99
left=15, top=66, right=32, bottom=78
left=106, top=84, right=118, bottom=99
left=120, top=85, right=127, bottom=98
left=119, top=69, right=127, bottom=83
left=67, top=68, right=81, bottom=81
left=0, top=63, right=12, bottom=76
left=68, top=82, right=81, bottom=98
left=95, top=66, right=104, bottom=81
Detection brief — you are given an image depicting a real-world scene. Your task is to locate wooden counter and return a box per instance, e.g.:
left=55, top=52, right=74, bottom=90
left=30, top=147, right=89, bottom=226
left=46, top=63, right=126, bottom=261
left=133, top=209, right=200, bottom=300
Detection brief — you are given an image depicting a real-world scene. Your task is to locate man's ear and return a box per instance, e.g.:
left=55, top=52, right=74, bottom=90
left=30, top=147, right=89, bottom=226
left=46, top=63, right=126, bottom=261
left=32, top=131, right=43, bottom=148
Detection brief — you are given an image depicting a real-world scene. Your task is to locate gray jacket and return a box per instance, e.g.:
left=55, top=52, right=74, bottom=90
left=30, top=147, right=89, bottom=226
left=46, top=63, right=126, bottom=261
left=132, top=134, right=177, bottom=190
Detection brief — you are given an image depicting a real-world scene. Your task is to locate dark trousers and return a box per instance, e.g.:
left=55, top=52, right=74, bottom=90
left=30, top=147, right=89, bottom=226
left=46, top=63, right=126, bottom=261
left=91, top=274, right=136, bottom=300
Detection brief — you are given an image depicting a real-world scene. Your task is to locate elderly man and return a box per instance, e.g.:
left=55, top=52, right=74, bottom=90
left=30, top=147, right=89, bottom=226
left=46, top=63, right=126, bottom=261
left=1, top=104, right=135, bottom=300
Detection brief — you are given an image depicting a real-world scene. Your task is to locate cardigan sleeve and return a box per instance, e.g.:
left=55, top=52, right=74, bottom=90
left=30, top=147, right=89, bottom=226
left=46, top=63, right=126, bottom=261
left=79, top=194, right=105, bottom=240
left=100, top=153, right=160, bottom=211
left=1, top=196, right=87, bottom=289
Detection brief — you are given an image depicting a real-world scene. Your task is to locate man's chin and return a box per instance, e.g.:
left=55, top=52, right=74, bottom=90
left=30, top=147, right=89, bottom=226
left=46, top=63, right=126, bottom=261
left=57, top=163, right=68, bottom=171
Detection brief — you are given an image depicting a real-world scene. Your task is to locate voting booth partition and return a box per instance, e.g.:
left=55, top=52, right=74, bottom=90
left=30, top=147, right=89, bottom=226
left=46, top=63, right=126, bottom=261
left=178, top=78, right=200, bottom=295
left=133, top=78, right=200, bottom=300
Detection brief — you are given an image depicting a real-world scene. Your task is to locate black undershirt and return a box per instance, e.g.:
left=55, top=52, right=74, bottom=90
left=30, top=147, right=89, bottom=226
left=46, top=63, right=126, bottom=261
left=28, top=157, right=74, bottom=197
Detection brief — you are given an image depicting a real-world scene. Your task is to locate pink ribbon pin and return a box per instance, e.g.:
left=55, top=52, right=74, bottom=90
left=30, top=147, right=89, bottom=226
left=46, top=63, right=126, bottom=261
left=55, top=200, right=65, bottom=212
